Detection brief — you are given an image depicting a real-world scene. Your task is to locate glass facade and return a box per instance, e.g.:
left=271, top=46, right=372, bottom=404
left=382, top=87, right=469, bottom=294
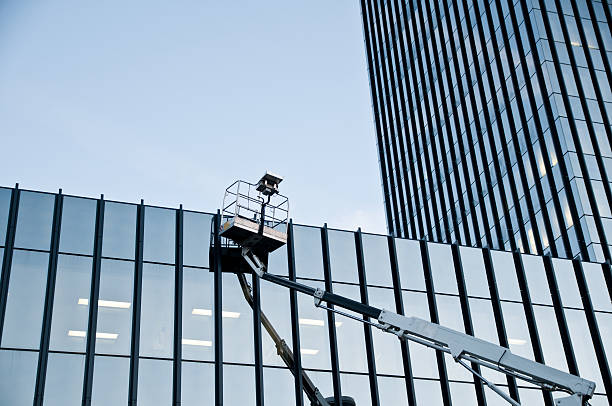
left=0, top=186, right=610, bottom=405
left=361, top=0, right=612, bottom=263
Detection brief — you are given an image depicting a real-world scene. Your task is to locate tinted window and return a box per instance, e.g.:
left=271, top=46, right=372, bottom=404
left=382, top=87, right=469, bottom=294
left=0, top=188, right=11, bottom=246
left=14, top=191, right=55, bottom=250
left=261, top=277, right=292, bottom=367
left=59, top=196, right=96, bottom=255
left=182, top=267, right=213, bottom=361
left=222, top=273, right=254, bottom=364
left=428, top=243, right=458, bottom=294
left=460, top=246, right=490, bottom=298
left=368, top=287, right=403, bottom=375
left=183, top=212, right=212, bottom=268
left=396, top=238, right=426, bottom=291
left=362, top=234, right=393, bottom=287
left=224, top=364, right=255, bottom=406
left=551, top=258, right=582, bottom=309
left=328, top=229, right=358, bottom=284
left=522, top=255, right=552, bottom=305
left=0, top=350, right=38, bottom=405
left=143, top=206, right=175, bottom=264
left=140, top=263, right=174, bottom=357
left=137, top=358, right=172, bottom=406
left=263, top=367, right=295, bottom=406
left=91, top=356, right=129, bottom=405
left=102, top=202, right=136, bottom=259
left=182, top=361, right=214, bottom=406
left=491, top=251, right=521, bottom=301
left=43, top=353, right=85, bottom=406
left=293, top=225, right=324, bottom=280
left=333, top=283, right=367, bottom=373
left=297, top=279, right=330, bottom=370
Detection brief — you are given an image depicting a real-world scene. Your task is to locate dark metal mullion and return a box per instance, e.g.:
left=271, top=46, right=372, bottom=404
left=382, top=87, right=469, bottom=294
left=541, top=255, right=579, bottom=375
left=0, top=184, right=20, bottom=341
left=213, top=211, right=223, bottom=406
left=33, top=191, right=63, bottom=406
left=252, top=272, right=264, bottom=406
left=386, top=235, right=416, bottom=405
left=321, top=225, right=342, bottom=406
left=481, top=248, right=520, bottom=402
left=451, top=244, right=486, bottom=405
left=173, top=206, right=183, bottom=406
left=128, top=201, right=145, bottom=406
left=419, top=240, right=452, bottom=406
left=287, top=221, right=304, bottom=406
left=587, top=0, right=612, bottom=117
left=572, top=259, right=612, bottom=402
left=81, top=196, right=104, bottom=406
left=512, top=251, right=554, bottom=406
left=514, top=0, right=589, bottom=259
left=602, top=262, right=612, bottom=303
left=549, top=0, right=612, bottom=261
left=426, top=0, right=474, bottom=246
left=355, top=230, right=381, bottom=406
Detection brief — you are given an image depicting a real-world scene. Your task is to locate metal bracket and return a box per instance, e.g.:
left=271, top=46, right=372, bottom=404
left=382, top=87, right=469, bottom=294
left=241, top=248, right=266, bottom=277
left=313, top=288, right=324, bottom=308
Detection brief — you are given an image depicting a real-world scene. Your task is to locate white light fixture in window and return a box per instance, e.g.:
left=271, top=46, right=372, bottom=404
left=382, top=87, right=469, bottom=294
left=192, top=308, right=240, bottom=318
left=300, top=348, right=319, bottom=355
left=508, top=338, right=526, bottom=346
left=299, top=318, right=342, bottom=327
left=182, top=338, right=212, bottom=347
left=78, top=298, right=131, bottom=309
left=68, top=330, right=118, bottom=340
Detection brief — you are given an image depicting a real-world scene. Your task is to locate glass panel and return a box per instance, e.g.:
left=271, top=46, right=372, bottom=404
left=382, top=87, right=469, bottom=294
left=368, top=287, right=403, bottom=375
left=565, top=309, right=604, bottom=390
left=395, top=238, right=426, bottom=291
left=340, top=373, right=371, bottom=406
left=95, top=259, right=134, bottom=355
left=182, top=267, right=213, bottom=361
left=139, top=263, right=174, bottom=358
left=378, top=376, right=408, bottom=406
left=484, top=385, right=513, bottom=406
left=0, top=248, right=3, bottom=281
left=91, top=356, right=129, bottom=405
left=551, top=258, right=582, bottom=309
left=460, top=246, right=490, bottom=298
left=181, top=361, right=214, bottom=406
left=470, top=298, right=506, bottom=384
left=517, top=387, right=546, bottom=405
left=522, top=255, right=552, bottom=305
left=436, top=294, right=472, bottom=381
left=583, top=263, right=612, bottom=312
left=402, top=290, right=438, bottom=379
left=1, top=250, right=48, bottom=349
left=0, top=350, right=38, bottom=405
left=266, top=241, right=288, bottom=277
left=297, top=279, right=331, bottom=370
left=182, top=211, right=212, bottom=268
left=501, top=301, right=534, bottom=360
left=43, top=353, right=84, bottom=406
left=333, top=283, right=368, bottom=373
left=303, top=370, right=332, bottom=399
left=14, top=191, right=54, bottom=250
left=0, top=188, right=11, bottom=246
left=261, top=276, right=292, bottom=367
left=595, top=312, right=611, bottom=371
left=137, top=358, right=172, bottom=406
left=223, top=273, right=253, bottom=363
left=449, top=382, right=478, bottom=404
left=263, top=367, right=295, bottom=406
left=59, top=196, right=96, bottom=255
left=293, top=225, right=324, bottom=280
left=102, top=202, right=136, bottom=259
left=363, top=234, right=392, bottom=287
left=328, top=229, right=358, bottom=284
left=414, top=379, right=444, bottom=405
left=533, top=304, right=568, bottom=372
left=224, top=364, right=255, bottom=406
left=143, top=206, right=175, bottom=264
left=491, top=251, right=521, bottom=301
left=49, top=255, right=92, bottom=352
left=428, top=243, right=458, bottom=294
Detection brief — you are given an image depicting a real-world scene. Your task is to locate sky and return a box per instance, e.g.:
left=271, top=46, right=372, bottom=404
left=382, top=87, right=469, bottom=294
left=0, top=1, right=386, bottom=234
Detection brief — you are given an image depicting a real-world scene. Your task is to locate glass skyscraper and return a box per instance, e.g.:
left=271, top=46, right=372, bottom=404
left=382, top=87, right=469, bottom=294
left=361, top=0, right=612, bottom=262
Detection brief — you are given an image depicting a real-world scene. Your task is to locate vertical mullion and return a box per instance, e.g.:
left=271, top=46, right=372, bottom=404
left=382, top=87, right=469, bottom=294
left=354, top=230, right=381, bottom=406
left=287, top=221, right=304, bottom=406
left=512, top=250, right=554, bottom=406
left=419, top=240, right=452, bottom=406
left=387, top=235, right=415, bottom=406
left=0, top=184, right=20, bottom=340
left=82, top=196, right=104, bottom=406
left=128, top=201, right=145, bottom=406
left=252, top=272, right=264, bottom=406
left=33, top=191, right=63, bottom=406
left=173, top=206, right=183, bottom=406
left=213, top=211, right=223, bottom=406
left=481, top=248, right=520, bottom=402
left=321, top=225, right=342, bottom=406
left=602, top=262, right=612, bottom=303
left=585, top=0, right=612, bottom=110
left=572, top=259, right=612, bottom=402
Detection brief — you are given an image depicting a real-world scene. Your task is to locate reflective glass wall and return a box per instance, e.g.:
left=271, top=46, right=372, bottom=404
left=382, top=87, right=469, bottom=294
left=0, top=186, right=610, bottom=405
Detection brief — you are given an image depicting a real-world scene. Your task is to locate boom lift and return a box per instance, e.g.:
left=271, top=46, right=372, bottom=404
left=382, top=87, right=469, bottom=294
left=215, top=174, right=596, bottom=406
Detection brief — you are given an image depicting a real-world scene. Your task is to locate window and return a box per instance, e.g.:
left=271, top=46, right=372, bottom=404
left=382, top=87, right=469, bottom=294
left=43, top=353, right=85, bottom=405
left=378, top=376, right=409, bottom=406
left=261, top=277, right=292, bottom=367
left=0, top=188, right=11, bottom=247
left=340, top=373, right=371, bottom=406
left=396, top=238, right=426, bottom=291
left=402, top=290, right=438, bottom=379
left=460, top=246, right=490, bottom=298
left=91, top=356, right=129, bottom=405
left=414, top=379, right=444, bottom=405
left=182, top=211, right=212, bottom=268
left=137, top=358, right=172, bottom=405
left=362, top=234, right=393, bottom=287
left=428, top=242, right=458, bottom=294
left=293, top=226, right=324, bottom=280
left=263, top=367, right=295, bottom=406
left=59, top=196, right=96, bottom=255
left=181, top=361, right=214, bottom=406
left=143, top=207, right=175, bottom=264
left=522, top=255, right=552, bottom=305
left=369, top=287, right=404, bottom=375
left=222, top=273, right=254, bottom=364
left=102, top=202, right=136, bottom=260
left=182, top=267, right=213, bottom=361
left=223, top=364, right=255, bottom=406
left=297, top=279, right=331, bottom=370
left=333, top=283, right=368, bottom=373
left=14, top=191, right=54, bottom=250
left=328, top=230, right=359, bottom=284
left=551, top=258, right=582, bottom=309
left=139, top=263, right=174, bottom=358
left=0, top=350, right=38, bottom=405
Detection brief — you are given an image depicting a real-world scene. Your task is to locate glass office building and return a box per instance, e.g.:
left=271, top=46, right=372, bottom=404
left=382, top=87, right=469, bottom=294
left=361, top=0, right=612, bottom=262
left=0, top=185, right=610, bottom=405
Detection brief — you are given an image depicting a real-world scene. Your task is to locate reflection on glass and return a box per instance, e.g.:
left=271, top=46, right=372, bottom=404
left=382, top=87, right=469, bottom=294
left=267, top=243, right=288, bottom=277
left=378, top=376, right=408, bottom=406
left=428, top=243, right=458, bottom=294
left=369, top=287, right=403, bottom=375
left=293, top=225, right=324, bottom=280
left=49, top=255, right=92, bottom=352
left=182, top=361, right=214, bottom=406
left=362, top=234, right=392, bottom=287
left=0, top=350, right=37, bottom=405
left=137, top=358, right=172, bottom=405
left=143, top=206, right=175, bottom=264
left=395, top=238, right=425, bottom=291
left=95, top=259, right=134, bottom=355
left=59, top=196, right=96, bottom=255
left=532, top=305, right=568, bottom=373
left=1, top=250, right=48, bottom=349
left=261, top=277, right=292, bottom=367
left=491, top=251, right=521, bottom=301
left=91, top=356, right=129, bottom=405
left=484, top=385, right=513, bottom=406
left=224, top=364, right=255, bottom=406
left=102, top=202, right=136, bottom=259
left=565, top=309, right=604, bottom=390
left=551, top=258, right=582, bottom=308
left=340, top=373, right=371, bottom=406
left=414, top=378, right=444, bottom=405
left=460, top=246, right=490, bottom=298
left=500, top=301, right=534, bottom=360
left=182, top=267, right=213, bottom=361
left=0, top=188, right=11, bottom=246
left=522, top=255, right=552, bottom=305
left=263, top=367, right=295, bottom=406
left=223, top=273, right=254, bottom=363
left=297, top=279, right=331, bottom=370
left=582, top=263, right=612, bottom=312
left=402, top=291, right=438, bottom=379
left=302, top=370, right=332, bottom=400
left=140, top=263, right=174, bottom=357
left=328, top=230, right=358, bottom=283
left=43, top=353, right=84, bottom=405
left=449, top=382, right=477, bottom=404
left=183, top=211, right=212, bottom=268
left=595, top=312, right=611, bottom=367
left=333, top=283, right=367, bottom=373
left=436, top=295, right=471, bottom=381
left=517, top=387, right=546, bottom=405
left=14, top=191, right=54, bottom=250
left=470, top=298, right=506, bottom=384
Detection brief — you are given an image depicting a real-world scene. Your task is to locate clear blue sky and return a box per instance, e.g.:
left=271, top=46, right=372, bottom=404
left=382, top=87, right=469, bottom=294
left=0, top=1, right=386, bottom=233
